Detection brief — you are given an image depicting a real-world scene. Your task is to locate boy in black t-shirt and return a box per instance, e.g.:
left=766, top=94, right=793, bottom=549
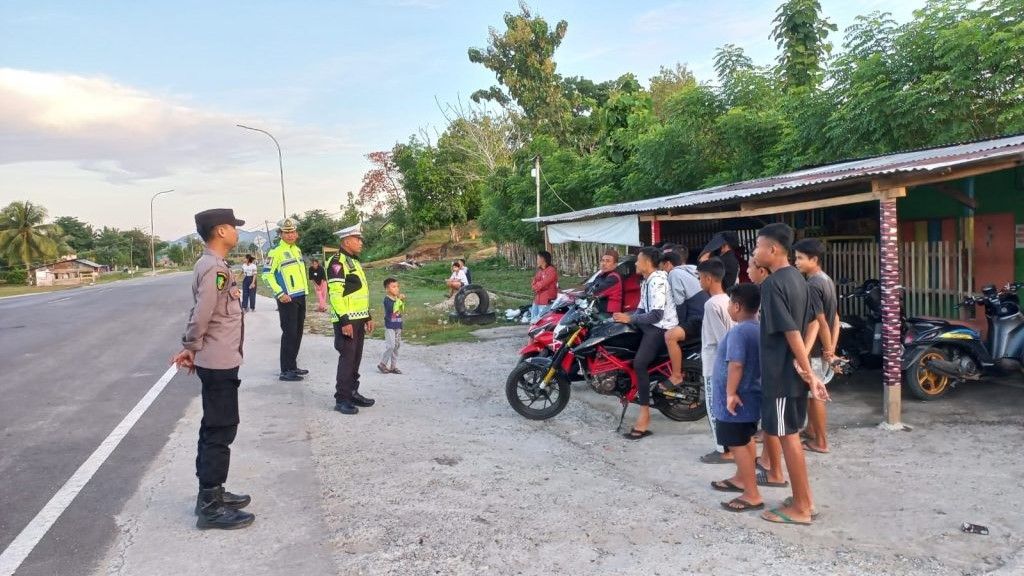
left=753, top=223, right=829, bottom=526
left=794, top=238, right=840, bottom=454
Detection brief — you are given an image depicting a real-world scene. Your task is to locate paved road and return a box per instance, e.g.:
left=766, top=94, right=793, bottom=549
left=0, top=273, right=200, bottom=576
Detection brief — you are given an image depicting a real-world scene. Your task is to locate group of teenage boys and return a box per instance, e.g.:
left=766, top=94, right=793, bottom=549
left=615, top=223, right=839, bottom=526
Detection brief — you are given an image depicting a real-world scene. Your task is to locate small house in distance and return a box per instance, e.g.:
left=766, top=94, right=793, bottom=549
left=31, top=257, right=109, bottom=286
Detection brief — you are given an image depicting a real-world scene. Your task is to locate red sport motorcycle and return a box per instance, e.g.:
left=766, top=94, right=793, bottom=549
left=505, top=298, right=706, bottom=429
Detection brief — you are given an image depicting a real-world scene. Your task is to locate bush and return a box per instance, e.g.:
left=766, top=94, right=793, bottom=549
left=6, top=269, right=27, bottom=284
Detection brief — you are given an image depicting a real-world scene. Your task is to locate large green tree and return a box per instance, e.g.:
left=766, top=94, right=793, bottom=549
left=770, top=0, right=837, bottom=91
left=54, top=216, right=95, bottom=254
left=468, top=2, right=570, bottom=139
left=0, top=201, right=63, bottom=270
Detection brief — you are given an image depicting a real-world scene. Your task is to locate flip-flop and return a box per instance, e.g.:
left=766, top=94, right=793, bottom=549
left=756, top=470, right=789, bottom=488
left=710, top=479, right=744, bottom=493
left=762, top=508, right=812, bottom=526
left=700, top=451, right=732, bottom=464
left=802, top=440, right=830, bottom=454
left=623, top=429, right=653, bottom=440
left=721, top=497, right=765, bottom=512
left=783, top=496, right=820, bottom=519
left=756, top=458, right=770, bottom=473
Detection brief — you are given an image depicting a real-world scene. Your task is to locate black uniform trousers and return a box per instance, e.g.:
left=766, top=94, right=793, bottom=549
left=334, top=319, right=367, bottom=403
left=277, top=295, right=306, bottom=373
left=195, top=366, right=241, bottom=489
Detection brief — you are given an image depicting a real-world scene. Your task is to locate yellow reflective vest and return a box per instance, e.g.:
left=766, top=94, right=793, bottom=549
left=327, top=251, right=370, bottom=324
left=263, top=241, right=308, bottom=299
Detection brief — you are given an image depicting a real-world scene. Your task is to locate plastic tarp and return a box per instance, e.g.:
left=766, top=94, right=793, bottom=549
left=546, top=215, right=640, bottom=246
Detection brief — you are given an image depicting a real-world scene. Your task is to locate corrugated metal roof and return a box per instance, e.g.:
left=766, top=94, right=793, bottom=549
left=527, top=133, right=1024, bottom=223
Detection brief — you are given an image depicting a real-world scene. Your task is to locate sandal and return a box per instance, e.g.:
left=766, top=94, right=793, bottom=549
left=623, top=429, right=653, bottom=440
left=377, top=363, right=390, bottom=374
left=721, top=497, right=765, bottom=512
left=782, top=496, right=820, bottom=519
left=756, top=470, right=789, bottom=488
left=762, top=508, right=812, bottom=526
left=802, top=440, right=830, bottom=454
left=389, top=367, right=403, bottom=374
left=700, top=451, right=732, bottom=464
left=710, top=479, right=744, bottom=493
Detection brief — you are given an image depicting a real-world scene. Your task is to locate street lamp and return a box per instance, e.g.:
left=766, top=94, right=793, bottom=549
left=150, top=189, right=174, bottom=276
left=237, top=124, right=287, bottom=219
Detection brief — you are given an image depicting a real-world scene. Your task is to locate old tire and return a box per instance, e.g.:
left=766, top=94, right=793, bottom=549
left=904, top=347, right=952, bottom=400
left=454, top=284, right=490, bottom=315
left=505, top=361, right=571, bottom=420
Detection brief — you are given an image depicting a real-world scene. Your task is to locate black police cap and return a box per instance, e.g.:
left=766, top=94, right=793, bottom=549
left=195, top=208, right=245, bottom=236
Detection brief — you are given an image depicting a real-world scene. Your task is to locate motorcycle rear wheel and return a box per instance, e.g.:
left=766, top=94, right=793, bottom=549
left=904, top=347, right=952, bottom=400
left=505, top=361, right=571, bottom=420
left=653, top=366, right=706, bottom=422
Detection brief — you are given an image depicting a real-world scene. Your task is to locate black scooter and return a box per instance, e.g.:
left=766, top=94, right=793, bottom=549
left=837, top=279, right=885, bottom=371
left=902, top=282, right=1024, bottom=400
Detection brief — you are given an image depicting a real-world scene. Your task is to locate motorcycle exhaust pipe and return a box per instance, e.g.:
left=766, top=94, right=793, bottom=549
left=923, top=359, right=980, bottom=381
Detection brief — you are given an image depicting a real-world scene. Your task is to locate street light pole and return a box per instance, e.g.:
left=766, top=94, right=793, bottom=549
left=150, top=189, right=174, bottom=276
left=237, top=124, right=287, bottom=219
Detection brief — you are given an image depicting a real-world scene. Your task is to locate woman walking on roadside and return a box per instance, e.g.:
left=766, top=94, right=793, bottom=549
left=309, top=258, right=328, bottom=312
left=241, top=255, right=258, bottom=312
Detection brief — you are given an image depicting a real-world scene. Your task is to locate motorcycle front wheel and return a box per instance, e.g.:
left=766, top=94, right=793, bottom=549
left=505, top=361, right=571, bottom=420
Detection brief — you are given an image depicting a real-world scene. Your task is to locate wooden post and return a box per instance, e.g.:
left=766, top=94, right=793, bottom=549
left=650, top=218, right=662, bottom=245
left=879, top=195, right=904, bottom=428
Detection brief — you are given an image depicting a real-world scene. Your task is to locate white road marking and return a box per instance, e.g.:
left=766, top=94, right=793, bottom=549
left=47, top=297, right=72, bottom=303
left=0, top=364, right=179, bottom=576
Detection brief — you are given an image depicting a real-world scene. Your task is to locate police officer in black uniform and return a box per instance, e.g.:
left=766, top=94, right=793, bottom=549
left=172, top=208, right=255, bottom=530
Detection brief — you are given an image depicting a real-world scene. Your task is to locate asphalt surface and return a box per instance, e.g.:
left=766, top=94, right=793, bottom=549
left=0, top=273, right=200, bottom=576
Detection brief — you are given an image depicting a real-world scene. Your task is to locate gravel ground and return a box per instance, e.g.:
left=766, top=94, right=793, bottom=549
left=305, top=325, right=1024, bottom=576
left=93, top=313, right=1024, bottom=576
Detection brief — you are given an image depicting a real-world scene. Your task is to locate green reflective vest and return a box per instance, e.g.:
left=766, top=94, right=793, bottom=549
left=327, top=252, right=370, bottom=323
left=263, top=242, right=308, bottom=298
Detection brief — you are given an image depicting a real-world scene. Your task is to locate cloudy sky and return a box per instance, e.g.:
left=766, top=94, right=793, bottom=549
left=0, top=0, right=925, bottom=240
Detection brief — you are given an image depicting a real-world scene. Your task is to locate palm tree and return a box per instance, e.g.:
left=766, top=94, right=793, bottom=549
left=0, top=201, right=63, bottom=271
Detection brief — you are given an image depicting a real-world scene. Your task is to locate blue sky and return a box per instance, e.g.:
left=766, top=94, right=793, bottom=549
left=0, top=0, right=925, bottom=240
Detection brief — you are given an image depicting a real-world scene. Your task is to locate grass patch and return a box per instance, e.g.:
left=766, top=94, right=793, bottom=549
left=259, top=256, right=587, bottom=345
left=0, top=284, right=75, bottom=297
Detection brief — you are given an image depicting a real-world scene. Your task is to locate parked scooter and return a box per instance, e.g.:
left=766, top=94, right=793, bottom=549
left=902, top=282, right=1024, bottom=400
left=505, top=298, right=705, bottom=428
left=837, top=279, right=886, bottom=370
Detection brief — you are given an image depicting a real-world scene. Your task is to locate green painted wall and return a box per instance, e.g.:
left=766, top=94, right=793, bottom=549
left=897, top=168, right=1024, bottom=280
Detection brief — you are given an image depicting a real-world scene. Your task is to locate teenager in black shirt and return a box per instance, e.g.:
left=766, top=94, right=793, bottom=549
left=753, top=223, right=829, bottom=526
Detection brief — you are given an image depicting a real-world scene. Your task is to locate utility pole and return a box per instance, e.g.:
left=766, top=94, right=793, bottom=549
left=264, top=220, right=274, bottom=247
left=533, top=155, right=541, bottom=231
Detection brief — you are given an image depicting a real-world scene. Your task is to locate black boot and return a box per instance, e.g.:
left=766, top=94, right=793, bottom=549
left=352, top=392, right=375, bottom=407
left=194, top=487, right=251, bottom=515
left=195, top=487, right=255, bottom=530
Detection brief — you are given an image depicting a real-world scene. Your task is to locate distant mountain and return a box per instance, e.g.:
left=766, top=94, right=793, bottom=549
left=170, top=228, right=276, bottom=247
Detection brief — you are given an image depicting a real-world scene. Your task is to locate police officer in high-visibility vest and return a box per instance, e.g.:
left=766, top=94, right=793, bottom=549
left=328, top=224, right=375, bottom=414
left=263, top=217, right=309, bottom=381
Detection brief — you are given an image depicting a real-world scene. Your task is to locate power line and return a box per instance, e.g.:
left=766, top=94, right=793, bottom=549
left=541, top=171, right=576, bottom=212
